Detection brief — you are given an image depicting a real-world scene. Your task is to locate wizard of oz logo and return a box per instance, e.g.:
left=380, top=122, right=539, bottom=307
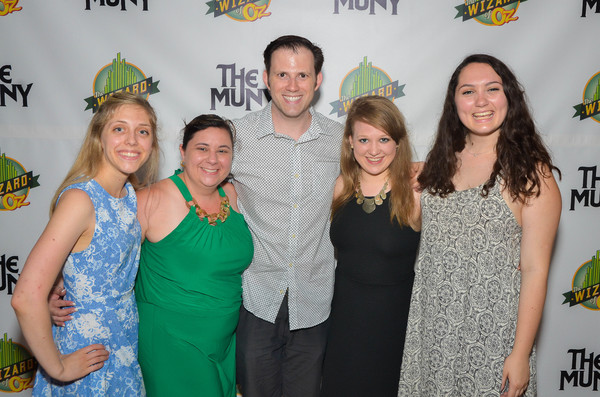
left=0, top=149, right=40, bottom=211
left=454, top=0, right=527, bottom=26
left=0, top=0, right=22, bottom=16
left=329, top=56, right=405, bottom=118
left=84, top=52, right=160, bottom=113
left=0, top=334, right=37, bottom=393
left=205, top=0, right=271, bottom=21
left=572, top=71, right=600, bottom=124
left=563, top=250, right=600, bottom=311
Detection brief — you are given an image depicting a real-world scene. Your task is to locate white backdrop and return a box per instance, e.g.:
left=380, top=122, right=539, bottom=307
left=1, top=1, right=599, bottom=395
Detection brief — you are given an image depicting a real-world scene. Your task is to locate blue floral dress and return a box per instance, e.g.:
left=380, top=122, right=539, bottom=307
left=33, top=179, right=145, bottom=396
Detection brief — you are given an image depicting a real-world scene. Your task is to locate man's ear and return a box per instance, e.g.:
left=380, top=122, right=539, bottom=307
left=314, top=71, right=323, bottom=91
left=263, top=70, right=270, bottom=90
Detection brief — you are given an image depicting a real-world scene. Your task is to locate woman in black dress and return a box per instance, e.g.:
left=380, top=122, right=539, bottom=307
left=321, top=96, right=421, bottom=397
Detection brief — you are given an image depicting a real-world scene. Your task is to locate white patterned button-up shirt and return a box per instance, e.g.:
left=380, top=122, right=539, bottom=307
left=232, top=102, right=343, bottom=330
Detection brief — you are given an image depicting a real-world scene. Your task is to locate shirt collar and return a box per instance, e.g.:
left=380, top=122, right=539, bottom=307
left=255, top=102, right=333, bottom=140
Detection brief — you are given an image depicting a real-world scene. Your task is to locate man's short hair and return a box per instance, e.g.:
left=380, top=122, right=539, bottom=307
left=263, top=35, right=324, bottom=75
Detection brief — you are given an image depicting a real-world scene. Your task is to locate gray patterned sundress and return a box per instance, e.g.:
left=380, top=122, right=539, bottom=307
left=398, top=181, right=536, bottom=397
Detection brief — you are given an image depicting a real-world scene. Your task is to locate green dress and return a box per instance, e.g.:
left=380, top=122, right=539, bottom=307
left=135, top=173, right=253, bottom=397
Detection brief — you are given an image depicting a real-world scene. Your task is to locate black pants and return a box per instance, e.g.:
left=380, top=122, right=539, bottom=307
left=236, top=293, right=328, bottom=397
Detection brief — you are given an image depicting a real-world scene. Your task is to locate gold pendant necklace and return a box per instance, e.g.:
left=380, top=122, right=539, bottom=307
left=181, top=174, right=230, bottom=226
left=355, top=179, right=388, bottom=214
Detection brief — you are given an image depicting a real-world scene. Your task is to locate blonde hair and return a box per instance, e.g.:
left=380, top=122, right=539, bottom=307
left=331, top=96, right=414, bottom=226
left=50, top=92, right=160, bottom=215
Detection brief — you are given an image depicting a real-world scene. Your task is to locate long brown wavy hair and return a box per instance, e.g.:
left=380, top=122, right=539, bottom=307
left=418, top=54, right=560, bottom=201
left=50, top=92, right=160, bottom=215
left=331, top=96, right=415, bottom=227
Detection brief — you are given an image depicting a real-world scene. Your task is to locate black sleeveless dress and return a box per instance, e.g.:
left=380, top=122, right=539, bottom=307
left=321, top=194, right=420, bottom=397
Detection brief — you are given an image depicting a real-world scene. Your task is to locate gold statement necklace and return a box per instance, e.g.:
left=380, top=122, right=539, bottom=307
left=181, top=174, right=230, bottom=226
left=355, top=179, right=388, bottom=214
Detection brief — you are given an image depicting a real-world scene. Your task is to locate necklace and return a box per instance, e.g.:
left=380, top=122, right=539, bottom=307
left=355, top=179, right=388, bottom=214
left=464, top=146, right=495, bottom=157
left=181, top=174, right=230, bottom=226
left=464, top=138, right=495, bottom=157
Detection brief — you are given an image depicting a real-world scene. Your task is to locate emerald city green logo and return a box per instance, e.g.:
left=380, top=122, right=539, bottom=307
left=205, top=0, right=271, bottom=22
left=329, top=56, right=405, bottom=118
left=0, top=333, right=37, bottom=393
left=455, top=0, right=526, bottom=26
left=84, top=52, right=160, bottom=113
left=563, top=250, right=600, bottom=311
left=572, top=71, right=600, bottom=124
left=0, top=149, right=40, bottom=211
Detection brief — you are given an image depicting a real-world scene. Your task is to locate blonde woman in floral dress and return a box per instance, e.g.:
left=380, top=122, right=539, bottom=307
left=12, top=92, right=159, bottom=396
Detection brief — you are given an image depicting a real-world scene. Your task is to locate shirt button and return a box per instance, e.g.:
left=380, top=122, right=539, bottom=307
left=291, top=234, right=296, bottom=238
left=294, top=173, right=299, bottom=178
left=280, top=289, right=284, bottom=294
left=289, top=263, right=293, bottom=267
left=293, top=204, right=298, bottom=209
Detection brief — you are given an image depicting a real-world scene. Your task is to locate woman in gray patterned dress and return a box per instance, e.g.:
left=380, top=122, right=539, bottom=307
left=397, top=54, right=561, bottom=397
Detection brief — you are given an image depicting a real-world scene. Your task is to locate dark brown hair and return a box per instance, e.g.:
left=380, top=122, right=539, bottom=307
left=263, top=35, right=324, bottom=75
left=181, top=114, right=235, bottom=150
left=418, top=54, right=560, bottom=201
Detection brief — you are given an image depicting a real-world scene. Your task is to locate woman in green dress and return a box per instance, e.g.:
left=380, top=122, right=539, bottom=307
left=135, top=114, right=253, bottom=396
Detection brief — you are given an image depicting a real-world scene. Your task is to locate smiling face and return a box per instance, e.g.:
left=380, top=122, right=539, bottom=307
left=263, top=46, right=323, bottom=125
left=454, top=62, right=508, bottom=138
left=179, top=127, right=233, bottom=190
left=99, top=104, right=153, bottom=179
left=349, top=120, right=397, bottom=179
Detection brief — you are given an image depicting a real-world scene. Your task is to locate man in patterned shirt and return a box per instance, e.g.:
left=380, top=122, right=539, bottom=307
left=232, top=35, right=343, bottom=397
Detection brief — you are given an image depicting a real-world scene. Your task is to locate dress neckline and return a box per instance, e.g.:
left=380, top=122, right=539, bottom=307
left=91, top=178, right=130, bottom=200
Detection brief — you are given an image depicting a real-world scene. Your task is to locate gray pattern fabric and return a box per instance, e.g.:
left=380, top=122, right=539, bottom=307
left=398, top=181, right=536, bottom=397
left=231, top=102, right=343, bottom=330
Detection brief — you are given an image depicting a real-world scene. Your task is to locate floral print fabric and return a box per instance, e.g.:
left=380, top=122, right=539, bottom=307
left=34, top=179, right=144, bottom=396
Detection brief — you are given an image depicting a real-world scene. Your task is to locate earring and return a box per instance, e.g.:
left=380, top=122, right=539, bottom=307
left=350, top=145, right=354, bottom=150
left=180, top=161, right=185, bottom=169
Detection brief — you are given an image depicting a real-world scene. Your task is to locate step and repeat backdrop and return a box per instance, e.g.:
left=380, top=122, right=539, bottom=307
left=1, top=1, right=599, bottom=395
